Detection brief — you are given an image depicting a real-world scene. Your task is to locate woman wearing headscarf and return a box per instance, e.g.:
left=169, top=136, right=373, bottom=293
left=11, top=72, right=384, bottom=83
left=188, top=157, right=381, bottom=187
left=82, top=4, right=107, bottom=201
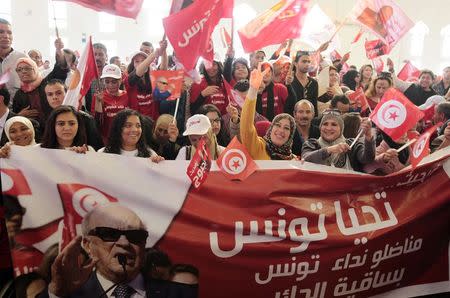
left=302, top=109, right=375, bottom=172
left=240, top=64, right=297, bottom=160
left=12, top=41, right=69, bottom=131
left=149, top=114, right=180, bottom=160
left=0, top=116, right=37, bottom=157
left=175, top=114, right=225, bottom=160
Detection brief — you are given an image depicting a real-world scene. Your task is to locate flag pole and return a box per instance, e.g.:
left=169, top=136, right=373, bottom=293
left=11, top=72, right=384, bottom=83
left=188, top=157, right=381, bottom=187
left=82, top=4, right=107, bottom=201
left=51, top=0, right=60, bottom=39
left=349, top=129, right=364, bottom=148
left=328, top=17, right=348, bottom=43
left=172, top=97, right=180, bottom=124
left=396, top=139, right=416, bottom=153
left=230, top=16, right=234, bottom=48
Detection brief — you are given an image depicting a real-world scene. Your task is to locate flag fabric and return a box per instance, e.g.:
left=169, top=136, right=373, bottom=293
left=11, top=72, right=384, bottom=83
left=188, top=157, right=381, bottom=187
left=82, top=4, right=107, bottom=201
left=163, top=0, right=233, bottom=70
left=217, top=137, right=258, bottom=181
left=330, top=50, right=342, bottom=62
left=398, top=61, right=421, bottom=81
left=299, top=4, right=340, bottom=51
left=410, top=124, right=440, bottom=168
left=220, top=26, right=232, bottom=48
left=56, top=0, right=143, bottom=19
left=421, top=104, right=435, bottom=123
left=150, top=70, right=184, bottom=101
left=365, top=38, right=390, bottom=59
left=238, top=0, right=310, bottom=53
left=223, top=79, right=245, bottom=108
left=63, top=37, right=98, bottom=110
left=352, top=28, right=364, bottom=44
left=187, top=138, right=212, bottom=189
left=350, top=0, right=414, bottom=49
left=370, top=88, right=424, bottom=141
left=372, top=56, right=384, bottom=73
left=0, top=69, right=11, bottom=86
left=348, top=87, right=369, bottom=111
left=169, top=0, right=194, bottom=14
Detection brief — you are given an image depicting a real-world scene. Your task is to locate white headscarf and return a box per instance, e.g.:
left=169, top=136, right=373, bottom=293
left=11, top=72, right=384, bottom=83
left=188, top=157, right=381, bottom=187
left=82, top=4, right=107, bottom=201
left=4, top=116, right=37, bottom=146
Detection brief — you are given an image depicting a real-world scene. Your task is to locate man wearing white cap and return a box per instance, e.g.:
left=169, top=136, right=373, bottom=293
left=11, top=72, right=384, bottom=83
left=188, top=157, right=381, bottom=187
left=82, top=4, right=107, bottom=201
left=175, top=114, right=225, bottom=160
left=92, top=64, right=133, bottom=142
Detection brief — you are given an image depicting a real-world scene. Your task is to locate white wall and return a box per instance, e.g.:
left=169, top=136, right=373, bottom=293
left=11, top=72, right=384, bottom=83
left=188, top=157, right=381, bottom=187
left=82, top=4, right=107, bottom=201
left=7, top=0, right=450, bottom=74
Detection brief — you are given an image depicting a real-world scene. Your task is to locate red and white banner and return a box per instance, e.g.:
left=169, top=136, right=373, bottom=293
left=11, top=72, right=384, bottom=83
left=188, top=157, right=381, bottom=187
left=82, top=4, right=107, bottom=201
left=150, top=70, right=184, bottom=101
left=56, top=0, right=143, bottom=19
left=238, top=0, right=310, bottom=53
left=63, top=36, right=98, bottom=110
left=350, top=0, right=414, bottom=49
left=370, top=88, right=424, bottom=141
left=163, top=0, right=233, bottom=70
left=1, top=146, right=450, bottom=297
left=348, top=87, right=369, bottom=111
left=409, top=124, right=440, bottom=169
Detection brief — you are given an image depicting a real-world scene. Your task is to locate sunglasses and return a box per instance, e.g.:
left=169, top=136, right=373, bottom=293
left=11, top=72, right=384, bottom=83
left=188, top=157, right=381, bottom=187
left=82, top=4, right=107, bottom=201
left=322, top=109, right=342, bottom=116
left=88, top=227, right=148, bottom=244
left=158, top=81, right=168, bottom=85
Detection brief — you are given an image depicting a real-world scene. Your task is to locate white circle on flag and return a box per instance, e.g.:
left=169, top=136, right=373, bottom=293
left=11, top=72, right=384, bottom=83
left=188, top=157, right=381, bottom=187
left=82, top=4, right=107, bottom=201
left=413, top=133, right=429, bottom=158
left=72, top=187, right=110, bottom=217
left=376, top=100, right=407, bottom=129
left=1, top=171, right=13, bottom=193
left=221, top=149, right=247, bottom=175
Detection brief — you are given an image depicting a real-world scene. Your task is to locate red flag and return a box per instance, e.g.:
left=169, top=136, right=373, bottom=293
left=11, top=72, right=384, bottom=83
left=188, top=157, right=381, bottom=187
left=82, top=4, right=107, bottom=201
left=223, top=79, right=245, bottom=108
left=56, top=0, right=143, bottom=19
left=57, top=184, right=118, bottom=248
left=330, top=50, right=342, bottom=62
left=1, top=169, right=32, bottom=196
left=187, top=138, right=212, bottom=189
left=14, top=219, right=60, bottom=247
left=410, top=124, right=439, bottom=168
left=0, top=69, right=11, bottom=86
left=150, top=70, right=184, bottom=101
left=238, top=0, right=310, bottom=53
left=365, top=39, right=390, bottom=59
left=220, top=26, right=232, bottom=48
left=397, top=61, right=420, bottom=82
left=351, top=28, right=364, bottom=44
left=350, top=0, right=414, bottom=49
left=421, top=104, right=435, bottom=123
left=372, top=56, right=384, bottom=73
left=348, top=87, right=369, bottom=111
left=163, top=0, right=233, bottom=70
left=63, top=36, right=98, bottom=109
left=217, top=137, right=258, bottom=181
left=169, top=0, right=194, bottom=14
left=370, top=88, right=424, bottom=141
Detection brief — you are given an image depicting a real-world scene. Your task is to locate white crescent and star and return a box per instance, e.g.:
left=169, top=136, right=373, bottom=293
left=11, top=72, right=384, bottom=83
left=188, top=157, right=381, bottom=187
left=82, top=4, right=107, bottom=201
left=377, top=100, right=407, bottom=129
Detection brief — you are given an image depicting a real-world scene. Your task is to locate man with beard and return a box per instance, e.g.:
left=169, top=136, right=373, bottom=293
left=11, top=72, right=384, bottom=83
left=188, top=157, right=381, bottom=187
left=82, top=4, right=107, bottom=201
left=291, top=99, right=320, bottom=156
left=288, top=51, right=319, bottom=117
left=39, top=203, right=197, bottom=297
left=0, top=18, right=27, bottom=100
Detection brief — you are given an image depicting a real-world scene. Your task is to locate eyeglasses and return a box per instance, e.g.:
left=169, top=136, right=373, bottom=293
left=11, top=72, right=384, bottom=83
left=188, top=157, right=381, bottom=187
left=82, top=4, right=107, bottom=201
left=322, top=109, right=342, bottom=116
left=15, top=67, right=33, bottom=73
left=88, top=227, right=148, bottom=244
left=209, top=117, right=221, bottom=124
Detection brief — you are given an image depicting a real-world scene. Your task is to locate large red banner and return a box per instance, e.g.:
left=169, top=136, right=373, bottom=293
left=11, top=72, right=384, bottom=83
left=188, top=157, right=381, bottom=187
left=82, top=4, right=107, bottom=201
left=56, top=0, right=143, bottom=19
left=1, top=147, right=449, bottom=297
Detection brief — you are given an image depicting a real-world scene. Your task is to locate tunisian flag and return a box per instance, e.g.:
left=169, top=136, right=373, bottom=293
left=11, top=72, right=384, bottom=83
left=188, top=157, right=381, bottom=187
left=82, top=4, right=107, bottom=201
left=163, top=0, right=233, bottom=71
left=348, top=87, right=369, bottom=111
left=238, top=0, right=310, bottom=53
left=350, top=0, right=414, bottom=49
left=398, top=60, right=421, bottom=81
left=63, top=37, right=98, bottom=110
left=409, top=124, right=440, bottom=168
left=56, top=0, right=143, bottom=19
left=370, top=88, right=424, bottom=141
left=217, top=137, right=258, bottom=181
left=365, top=38, right=391, bottom=59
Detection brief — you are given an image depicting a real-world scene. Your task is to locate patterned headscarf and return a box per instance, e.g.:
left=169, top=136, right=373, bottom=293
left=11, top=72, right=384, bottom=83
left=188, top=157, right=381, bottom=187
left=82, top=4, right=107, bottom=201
left=263, top=113, right=296, bottom=160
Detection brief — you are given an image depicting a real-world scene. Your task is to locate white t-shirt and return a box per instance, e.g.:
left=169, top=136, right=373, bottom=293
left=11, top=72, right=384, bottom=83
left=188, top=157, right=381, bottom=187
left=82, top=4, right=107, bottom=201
left=176, top=145, right=225, bottom=160
left=98, top=147, right=157, bottom=157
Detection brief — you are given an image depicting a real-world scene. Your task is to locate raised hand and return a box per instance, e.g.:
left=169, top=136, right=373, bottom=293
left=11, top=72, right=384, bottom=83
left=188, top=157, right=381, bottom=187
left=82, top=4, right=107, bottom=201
left=249, top=63, right=271, bottom=91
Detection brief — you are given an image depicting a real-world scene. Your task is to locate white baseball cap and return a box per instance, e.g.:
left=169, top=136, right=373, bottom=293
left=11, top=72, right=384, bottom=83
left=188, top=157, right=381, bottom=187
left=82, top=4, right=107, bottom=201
left=183, top=114, right=211, bottom=136
left=101, top=64, right=122, bottom=79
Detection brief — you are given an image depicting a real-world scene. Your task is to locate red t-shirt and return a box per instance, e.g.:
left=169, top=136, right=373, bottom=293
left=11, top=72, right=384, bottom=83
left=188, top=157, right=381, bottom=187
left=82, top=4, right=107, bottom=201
left=92, top=91, right=130, bottom=140
left=12, top=245, right=43, bottom=276
left=124, top=74, right=159, bottom=120
left=190, top=77, right=229, bottom=115
left=260, top=83, right=288, bottom=118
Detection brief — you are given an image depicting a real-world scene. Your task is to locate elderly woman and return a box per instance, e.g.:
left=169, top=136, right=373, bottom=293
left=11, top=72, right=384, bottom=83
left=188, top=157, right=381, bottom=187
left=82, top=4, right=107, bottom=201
left=302, top=109, right=375, bottom=172
left=240, top=64, right=297, bottom=160
left=99, top=109, right=163, bottom=162
left=0, top=116, right=37, bottom=157
left=176, top=114, right=224, bottom=160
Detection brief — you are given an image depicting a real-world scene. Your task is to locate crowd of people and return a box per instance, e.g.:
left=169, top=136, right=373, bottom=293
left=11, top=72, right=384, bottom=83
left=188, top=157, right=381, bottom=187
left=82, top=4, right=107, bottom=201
left=1, top=13, right=450, bottom=297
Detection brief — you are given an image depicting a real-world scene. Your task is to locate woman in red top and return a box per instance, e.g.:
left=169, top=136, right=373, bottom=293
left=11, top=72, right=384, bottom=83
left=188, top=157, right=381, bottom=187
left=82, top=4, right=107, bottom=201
left=365, top=75, right=393, bottom=111
left=92, top=64, right=130, bottom=142
left=190, top=61, right=229, bottom=115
